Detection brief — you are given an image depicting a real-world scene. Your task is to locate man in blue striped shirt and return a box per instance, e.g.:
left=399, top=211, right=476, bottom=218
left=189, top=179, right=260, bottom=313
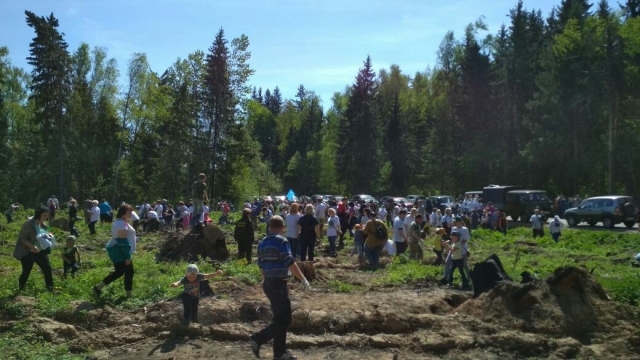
left=250, top=216, right=309, bottom=360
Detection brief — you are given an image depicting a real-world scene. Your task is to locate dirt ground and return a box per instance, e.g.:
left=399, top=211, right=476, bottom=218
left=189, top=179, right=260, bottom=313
left=4, top=253, right=637, bottom=360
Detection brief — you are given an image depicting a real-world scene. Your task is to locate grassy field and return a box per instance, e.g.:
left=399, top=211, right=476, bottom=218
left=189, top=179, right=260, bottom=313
left=0, top=208, right=638, bottom=359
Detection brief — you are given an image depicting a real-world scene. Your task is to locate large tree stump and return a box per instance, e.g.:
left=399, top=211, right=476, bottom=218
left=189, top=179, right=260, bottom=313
left=50, top=218, right=69, bottom=231
left=157, top=224, right=229, bottom=262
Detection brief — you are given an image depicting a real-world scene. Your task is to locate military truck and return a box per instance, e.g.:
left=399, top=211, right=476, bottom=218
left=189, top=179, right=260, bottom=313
left=506, top=190, right=553, bottom=222
left=482, top=185, right=522, bottom=211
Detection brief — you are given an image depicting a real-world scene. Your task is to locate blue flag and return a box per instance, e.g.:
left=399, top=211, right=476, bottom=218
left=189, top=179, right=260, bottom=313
left=286, top=189, right=296, bottom=201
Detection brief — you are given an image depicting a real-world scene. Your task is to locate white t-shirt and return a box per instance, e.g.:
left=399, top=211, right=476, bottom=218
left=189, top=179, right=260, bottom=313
left=530, top=214, right=543, bottom=229
left=90, top=206, right=100, bottom=222
left=285, top=214, right=301, bottom=238
left=131, top=211, right=140, bottom=221
left=315, top=203, right=327, bottom=219
left=442, top=214, right=452, bottom=227
left=451, top=226, right=470, bottom=255
left=430, top=212, right=438, bottom=226
left=156, top=204, right=164, bottom=217
left=109, top=218, right=137, bottom=253
left=385, top=239, right=396, bottom=255
left=147, top=211, right=159, bottom=220
left=549, top=220, right=564, bottom=234
left=378, top=207, right=388, bottom=220
left=326, top=215, right=341, bottom=237
left=201, top=205, right=210, bottom=222
left=393, top=217, right=405, bottom=243
left=404, top=215, right=414, bottom=229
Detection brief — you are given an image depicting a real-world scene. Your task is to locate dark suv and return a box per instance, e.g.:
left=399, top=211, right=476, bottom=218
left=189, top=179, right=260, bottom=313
left=564, top=196, right=638, bottom=229
left=506, top=190, right=553, bottom=222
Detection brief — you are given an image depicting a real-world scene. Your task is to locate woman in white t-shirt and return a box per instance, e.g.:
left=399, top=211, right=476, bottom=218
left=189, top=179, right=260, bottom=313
left=88, top=200, right=100, bottom=235
left=326, top=208, right=341, bottom=257
left=93, top=204, right=137, bottom=298
left=285, top=203, right=301, bottom=259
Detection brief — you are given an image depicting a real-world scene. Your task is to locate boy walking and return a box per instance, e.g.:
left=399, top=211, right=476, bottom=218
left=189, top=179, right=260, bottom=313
left=61, top=236, right=81, bottom=278
left=171, top=264, right=223, bottom=324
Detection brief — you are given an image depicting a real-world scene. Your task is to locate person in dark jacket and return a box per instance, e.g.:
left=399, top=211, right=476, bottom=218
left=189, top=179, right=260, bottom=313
left=235, top=208, right=255, bottom=262
left=13, top=206, right=54, bottom=292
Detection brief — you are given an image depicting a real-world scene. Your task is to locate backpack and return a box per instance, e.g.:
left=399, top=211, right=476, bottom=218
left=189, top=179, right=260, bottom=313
left=374, top=220, right=388, bottom=240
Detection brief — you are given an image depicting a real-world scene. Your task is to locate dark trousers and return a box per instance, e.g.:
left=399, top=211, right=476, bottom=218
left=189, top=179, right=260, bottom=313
left=237, top=237, right=253, bottom=262
left=102, top=261, right=134, bottom=291
left=181, top=292, right=200, bottom=322
left=88, top=221, right=97, bottom=235
left=287, top=237, right=299, bottom=259
left=19, top=252, right=53, bottom=290
left=49, top=205, right=56, bottom=219
left=532, top=228, right=544, bottom=238
left=252, top=279, right=291, bottom=358
left=395, top=241, right=408, bottom=255
left=63, top=261, right=79, bottom=276
left=433, top=249, right=443, bottom=265
left=447, top=258, right=468, bottom=286
left=6, top=214, right=12, bottom=223
left=338, top=214, right=347, bottom=244
left=69, top=219, right=80, bottom=237
left=299, top=237, right=316, bottom=261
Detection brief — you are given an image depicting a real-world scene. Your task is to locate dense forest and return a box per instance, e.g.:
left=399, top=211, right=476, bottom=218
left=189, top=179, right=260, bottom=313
left=1, top=0, right=640, bottom=208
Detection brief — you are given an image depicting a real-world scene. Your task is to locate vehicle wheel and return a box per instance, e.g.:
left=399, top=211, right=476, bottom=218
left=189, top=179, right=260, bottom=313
left=602, top=217, right=614, bottom=229
left=624, top=221, right=636, bottom=228
left=566, top=216, right=577, bottom=227
left=588, top=222, right=597, bottom=227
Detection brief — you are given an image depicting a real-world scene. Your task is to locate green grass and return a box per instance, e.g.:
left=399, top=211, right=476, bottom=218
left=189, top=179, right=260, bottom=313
left=0, top=209, right=638, bottom=358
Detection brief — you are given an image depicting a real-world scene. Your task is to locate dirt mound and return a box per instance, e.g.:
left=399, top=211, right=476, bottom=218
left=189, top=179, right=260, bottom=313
left=456, top=267, right=615, bottom=343
left=50, top=218, right=69, bottom=231
left=157, top=225, right=229, bottom=262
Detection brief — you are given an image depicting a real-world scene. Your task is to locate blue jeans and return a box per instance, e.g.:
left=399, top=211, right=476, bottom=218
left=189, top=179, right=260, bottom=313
left=328, top=236, right=337, bottom=254
left=364, top=244, right=384, bottom=266
left=552, top=232, right=561, bottom=243
left=353, top=239, right=364, bottom=256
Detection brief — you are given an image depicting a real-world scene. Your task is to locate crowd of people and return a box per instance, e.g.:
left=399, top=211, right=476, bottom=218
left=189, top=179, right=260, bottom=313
left=6, top=175, right=578, bottom=360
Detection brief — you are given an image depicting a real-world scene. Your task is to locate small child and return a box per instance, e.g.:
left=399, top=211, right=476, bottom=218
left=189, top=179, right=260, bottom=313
left=442, top=231, right=468, bottom=288
left=171, top=264, right=223, bottom=324
left=61, top=236, right=81, bottom=278
left=352, top=224, right=365, bottom=264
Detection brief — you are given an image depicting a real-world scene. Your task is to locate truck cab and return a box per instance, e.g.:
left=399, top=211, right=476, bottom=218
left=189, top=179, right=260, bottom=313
left=506, top=190, right=553, bottom=222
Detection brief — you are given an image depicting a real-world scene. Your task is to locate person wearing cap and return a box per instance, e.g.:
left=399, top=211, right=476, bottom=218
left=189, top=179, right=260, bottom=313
left=549, top=215, right=564, bottom=243
left=530, top=208, right=544, bottom=238
left=442, top=216, right=471, bottom=289
left=442, top=231, right=468, bottom=287
left=171, top=264, right=223, bottom=324
left=250, top=216, right=310, bottom=360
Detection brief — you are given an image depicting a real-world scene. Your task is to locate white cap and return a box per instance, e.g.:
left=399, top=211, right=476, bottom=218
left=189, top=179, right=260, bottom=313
left=186, top=264, right=199, bottom=274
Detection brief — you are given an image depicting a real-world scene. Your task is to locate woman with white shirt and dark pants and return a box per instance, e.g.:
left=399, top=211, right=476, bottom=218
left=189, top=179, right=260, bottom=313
left=93, top=204, right=137, bottom=298
left=88, top=200, right=100, bottom=235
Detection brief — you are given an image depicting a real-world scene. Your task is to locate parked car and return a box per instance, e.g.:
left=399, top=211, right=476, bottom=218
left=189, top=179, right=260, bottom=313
left=429, top=195, right=455, bottom=212
left=405, top=195, right=424, bottom=208
left=378, top=196, right=393, bottom=206
left=351, top=194, right=375, bottom=204
left=564, top=196, right=638, bottom=229
left=506, top=190, right=553, bottom=222
left=328, top=195, right=345, bottom=202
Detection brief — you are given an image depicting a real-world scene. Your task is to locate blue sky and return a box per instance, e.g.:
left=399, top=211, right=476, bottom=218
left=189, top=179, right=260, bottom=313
left=0, top=0, right=562, bottom=105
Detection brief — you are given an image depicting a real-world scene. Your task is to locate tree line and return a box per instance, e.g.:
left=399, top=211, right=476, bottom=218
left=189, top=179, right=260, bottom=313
left=2, top=0, right=640, bottom=208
